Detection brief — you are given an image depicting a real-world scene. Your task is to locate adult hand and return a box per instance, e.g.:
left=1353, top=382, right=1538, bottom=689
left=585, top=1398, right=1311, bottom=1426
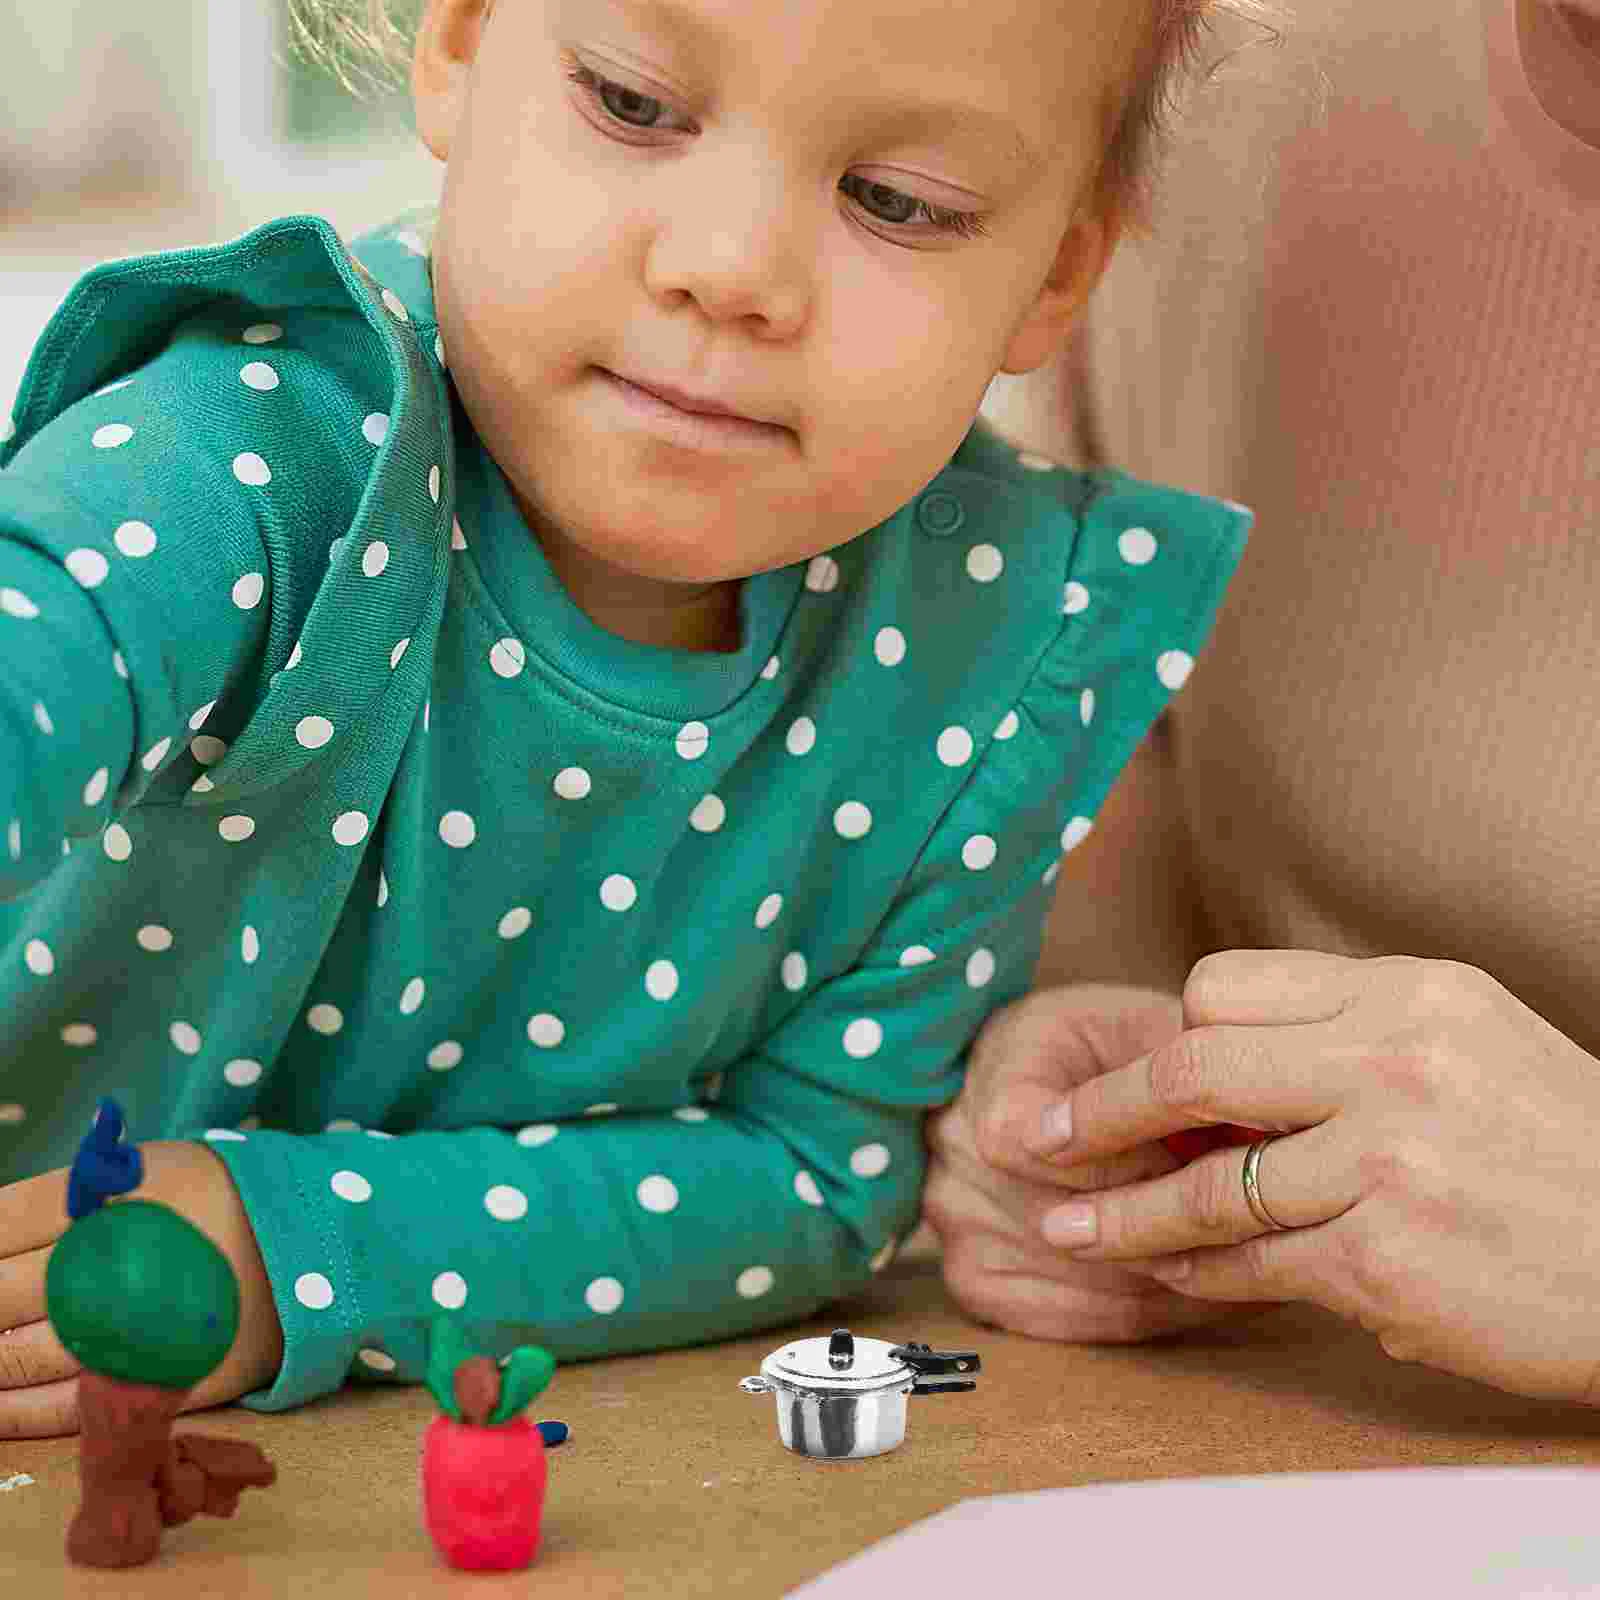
left=0, top=1140, right=284, bottom=1438
left=922, top=982, right=1282, bottom=1342
left=1034, top=950, right=1600, bottom=1407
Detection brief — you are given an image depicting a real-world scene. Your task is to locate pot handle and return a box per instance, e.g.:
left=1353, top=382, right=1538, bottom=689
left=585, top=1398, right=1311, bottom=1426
left=739, top=1376, right=776, bottom=1394
left=888, top=1341, right=981, bottom=1396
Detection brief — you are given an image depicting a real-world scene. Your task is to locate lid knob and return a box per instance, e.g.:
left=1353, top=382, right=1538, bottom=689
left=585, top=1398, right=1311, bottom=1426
left=827, top=1328, right=855, bottom=1370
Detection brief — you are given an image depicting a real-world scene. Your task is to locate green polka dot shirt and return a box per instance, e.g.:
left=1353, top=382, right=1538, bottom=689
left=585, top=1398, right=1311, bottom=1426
left=0, top=208, right=1251, bottom=1412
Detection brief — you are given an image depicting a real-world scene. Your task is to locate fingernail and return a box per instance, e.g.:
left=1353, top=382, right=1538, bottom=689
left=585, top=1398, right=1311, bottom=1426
left=1041, top=1203, right=1097, bottom=1247
left=1035, top=1101, right=1073, bottom=1153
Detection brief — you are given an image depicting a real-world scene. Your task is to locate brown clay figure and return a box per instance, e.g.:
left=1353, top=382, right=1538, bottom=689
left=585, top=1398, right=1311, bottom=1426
left=43, top=1098, right=277, bottom=1567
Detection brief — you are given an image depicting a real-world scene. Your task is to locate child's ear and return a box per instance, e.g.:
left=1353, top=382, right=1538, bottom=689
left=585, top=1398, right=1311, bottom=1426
left=997, top=193, right=1127, bottom=378
left=411, top=0, right=494, bottom=163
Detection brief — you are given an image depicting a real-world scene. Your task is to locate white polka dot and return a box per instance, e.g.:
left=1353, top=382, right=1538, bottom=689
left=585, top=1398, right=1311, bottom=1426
left=490, top=637, right=526, bottom=678
left=218, top=815, right=256, bottom=843
left=1157, top=649, right=1195, bottom=690
left=2, top=588, right=40, bottom=619
left=451, top=517, right=466, bottom=550
left=296, top=1273, right=335, bottom=1310
left=834, top=801, right=872, bottom=840
left=136, top=924, right=173, bottom=952
left=851, top=1143, right=891, bottom=1178
left=874, top=627, right=906, bottom=666
left=673, top=1105, right=710, bottom=1123
left=645, top=960, right=679, bottom=1001
left=232, top=453, right=270, bottom=486
left=103, top=823, right=132, bottom=861
left=637, top=1175, right=679, bottom=1213
left=1119, top=527, right=1158, bottom=564
left=1063, top=581, right=1089, bottom=615
left=994, top=709, right=1019, bottom=740
left=553, top=767, right=591, bottom=800
left=967, top=543, right=1004, bottom=582
left=333, top=811, right=370, bottom=846
left=224, top=1058, right=262, bottom=1087
left=358, top=1349, right=397, bottom=1373
left=233, top=572, right=265, bottom=609
left=586, top=1277, right=625, bottom=1315
left=139, top=736, right=171, bottom=773
left=736, top=1266, right=775, bottom=1299
left=332, top=1170, right=372, bottom=1203
left=937, top=726, right=974, bottom=767
left=600, top=874, right=637, bottom=911
left=307, top=1003, right=344, bottom=1035
left=92, top=423, right=133, bottom=449
left=1080, top=687, right=1095, bottom=726
left=65, top=549, right=109, bottom=588
left=81, top=767, right=109, bottom=807
left=400, top=977, right=426, bottom=1014
left=0, top=1103, right=23, bottom=1124
left=295, top=715, right=334, bottom=749
left=966, top=947, right=997, bottom=987
left=517, top=1124, right=558, bottom=1147
left=325, top=1119, right=361, bottom=1134
left=962, top=835, right=997, bottom=870
left=242, top=323, right=283, bottom=344
left=1061, top=816, right=1093, bottom=852
left=786, top=717, right=816, bottom=756
left=843, top=1018, right=883, bottom=1058
left=676, top=720, right=710, bottom=760
left=204, top=1128, right=247, bottom=1142
left=191, top=735, right=227, bottom=765
left=761, top=655, right=780, bottom=680
left=781, top=952, right=808, bottom=990
left=485, top=1185, right=528, bottom=1221
left=689, top=794, right=724, bottom=832
left=362, top=413, right=390, bottom=446
left=285, top=641, right=303, bottom=671
left=377, top=872, right=389, bottom=908
left=429, top=464, right=441, bottom=503
left=499, top=906, right=532, bottom=939
left=242, top=925, right=260, bottom=963
left=754, top=893, right=783, bottom=929
left=794, top=1171, right=824, bottom=1207
left=390, top=638, right=411, bottom=670
left=432, top=1272, right=468, bottom=1310
left=24, top=940, right=53, bottom=977
left=439, top=811, right=476, bottom=848
left=584, top=1103, right=619, bottom=1117
left=240, top=361, right=279, bottom=391
left=61, top=1023, right=97, bottom=1047
left=527, top=1014, right=565, bottom=1047
left=33, top=703, right=52, bottom=736
left=170, top=1021, right=201, bottom=1055
left=805, top=555, right=840, bottom=592
left=113, top=651, right=128, bottom=679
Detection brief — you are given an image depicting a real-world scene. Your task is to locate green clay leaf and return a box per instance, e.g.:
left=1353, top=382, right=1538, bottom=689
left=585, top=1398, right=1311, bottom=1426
left=489, top=1343, right=556, bottom=1425
left=423, top=1313, right=473, bottom=1420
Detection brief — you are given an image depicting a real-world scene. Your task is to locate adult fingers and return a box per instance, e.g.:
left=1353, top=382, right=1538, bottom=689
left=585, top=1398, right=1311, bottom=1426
left=965, top=983, right=1188, bottom=1184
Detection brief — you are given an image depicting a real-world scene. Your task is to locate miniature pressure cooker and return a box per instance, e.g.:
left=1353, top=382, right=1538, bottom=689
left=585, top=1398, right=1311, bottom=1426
left=739, top=1329, right=981, bottom=1460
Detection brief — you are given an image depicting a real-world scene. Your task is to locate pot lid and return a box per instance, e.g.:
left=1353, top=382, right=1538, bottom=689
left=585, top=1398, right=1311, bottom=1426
left=761, top=1329, right=912, bottom=1392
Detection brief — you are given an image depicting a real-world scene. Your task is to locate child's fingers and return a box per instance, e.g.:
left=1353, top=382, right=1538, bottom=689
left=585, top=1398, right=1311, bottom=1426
left=0, top=1243, right=49, bottom=1335
left=0, top=1318, right=80, bottom=1390
left=0, top=1168, right=69, bottom=1257
left=0, top=1372, right=79, bottom=1439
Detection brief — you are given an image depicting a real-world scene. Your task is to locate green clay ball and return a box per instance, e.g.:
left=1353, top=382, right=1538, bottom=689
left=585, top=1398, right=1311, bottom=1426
left=45, top=1200, right=239, bottom=1389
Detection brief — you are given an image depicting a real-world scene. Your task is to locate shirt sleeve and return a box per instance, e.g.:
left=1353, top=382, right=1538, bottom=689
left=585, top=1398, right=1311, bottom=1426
left=0, top=236, right=385, bottom=902
left=206, top=468, right=1251, bottom=1413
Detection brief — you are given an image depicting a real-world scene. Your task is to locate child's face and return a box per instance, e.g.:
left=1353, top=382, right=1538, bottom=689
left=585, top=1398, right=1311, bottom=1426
left=413, top=0, right=1134, bottom=648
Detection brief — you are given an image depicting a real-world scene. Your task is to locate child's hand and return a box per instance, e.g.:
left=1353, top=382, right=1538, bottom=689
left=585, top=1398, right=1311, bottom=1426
left=0, top=1141, right=284, bottom=1439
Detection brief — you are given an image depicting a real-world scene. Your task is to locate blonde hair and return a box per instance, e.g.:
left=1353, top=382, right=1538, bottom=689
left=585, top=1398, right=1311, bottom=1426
left=283, top=0, right=1290, bottom=242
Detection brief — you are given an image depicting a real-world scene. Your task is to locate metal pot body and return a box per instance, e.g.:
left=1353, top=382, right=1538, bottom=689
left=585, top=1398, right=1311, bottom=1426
left=770, top=1381, right=911, bottom=1460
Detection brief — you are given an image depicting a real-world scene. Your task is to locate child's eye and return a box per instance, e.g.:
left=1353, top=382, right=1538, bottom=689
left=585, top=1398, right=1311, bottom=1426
left=563, top=61, right=991, bottom=242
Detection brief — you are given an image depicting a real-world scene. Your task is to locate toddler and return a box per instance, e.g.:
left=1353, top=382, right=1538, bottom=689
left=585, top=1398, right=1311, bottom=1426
left=0, top=0, right=1272, bottom=1428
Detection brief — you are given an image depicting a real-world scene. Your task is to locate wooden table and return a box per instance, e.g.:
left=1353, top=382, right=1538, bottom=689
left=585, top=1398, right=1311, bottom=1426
left=6, top=1233, right=1600, bottom=1596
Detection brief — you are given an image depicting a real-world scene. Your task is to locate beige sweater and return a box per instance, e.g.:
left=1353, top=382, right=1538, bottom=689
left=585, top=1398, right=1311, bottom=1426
left=1004, top=0, right=1600, bottom=1053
